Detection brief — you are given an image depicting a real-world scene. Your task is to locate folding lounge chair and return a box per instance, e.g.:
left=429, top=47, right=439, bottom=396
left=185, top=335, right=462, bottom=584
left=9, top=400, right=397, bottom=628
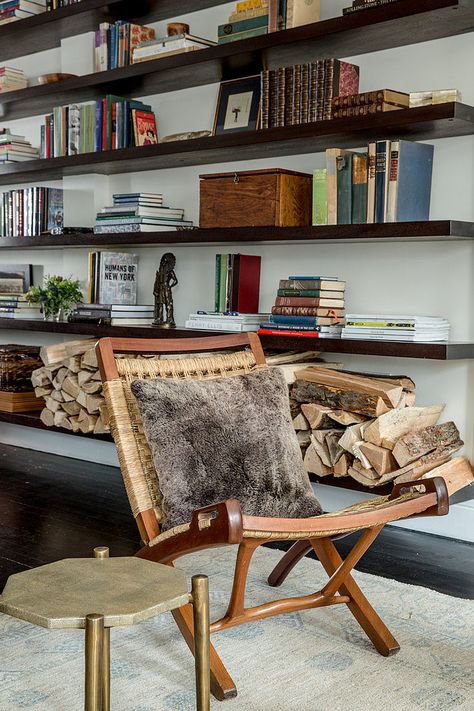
left=97, top=332, right=464, bottom=701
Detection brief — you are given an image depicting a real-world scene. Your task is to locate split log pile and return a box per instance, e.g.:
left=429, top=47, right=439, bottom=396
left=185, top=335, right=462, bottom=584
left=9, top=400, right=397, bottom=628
left=31, top=339, right=109, bottom=435
left=291, top=366, right=470, bottom=487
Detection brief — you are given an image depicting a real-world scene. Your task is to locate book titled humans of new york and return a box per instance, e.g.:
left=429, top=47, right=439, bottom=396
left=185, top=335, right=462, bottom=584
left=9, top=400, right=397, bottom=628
left=100, top=252, right=138, bottom=305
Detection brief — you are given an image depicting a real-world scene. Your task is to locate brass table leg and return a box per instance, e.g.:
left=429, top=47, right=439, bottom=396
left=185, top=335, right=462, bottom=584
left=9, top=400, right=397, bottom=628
left=85, top=614, right=104, bottom=711
left=192, top=575, right=210, bottom=711
left=94, top=547, right=111, bottom=711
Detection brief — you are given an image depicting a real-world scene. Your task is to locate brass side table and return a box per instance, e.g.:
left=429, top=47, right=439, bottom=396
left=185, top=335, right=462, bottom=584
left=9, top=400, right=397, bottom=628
left=0, top=547, right=210, bottom=711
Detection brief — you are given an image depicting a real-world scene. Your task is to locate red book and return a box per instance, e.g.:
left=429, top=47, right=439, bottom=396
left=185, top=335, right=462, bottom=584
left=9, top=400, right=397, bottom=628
left=231, top=254, right=261, bottom=314
left=258, top=329, right=328, bottom=337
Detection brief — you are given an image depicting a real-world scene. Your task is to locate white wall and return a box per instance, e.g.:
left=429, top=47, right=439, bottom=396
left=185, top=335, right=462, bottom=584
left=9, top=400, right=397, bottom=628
left=1, top=1, right=473, bottom=540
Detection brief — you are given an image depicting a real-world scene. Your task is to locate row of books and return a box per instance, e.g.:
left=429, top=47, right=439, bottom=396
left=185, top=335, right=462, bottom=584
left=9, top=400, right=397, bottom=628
left=88, top=251, right=138, bottom=305
left=219, top=0, right=321, bottom=44
left=0, top=294, right=41, bottom=320
left=0, top=0, right=45, bottom=25
left=258, top=275, right=345, bottom=338
left=331, top=88, right=409, bottom=119
left=214, top=254, right=261, bottom=314
left=0, top=129, right=38, bottom=164
left=132, top=32, right=216, bottom=64
left=342, top=0, right=398, bottom=15
left=0, top=66, right=27, bottom=93
left=94, top=21, right=155, bottom=72
left=94, top=192, right=193, bottom=235
left=0, top=187, right=63, bottom=237
left=261, top=59, right=360, bottom=128
left=39, top=96, right=158, bottom=158
left=342, top=315, right=450, bottom=343
left=46, top=0, right=79, bottom=8
left=312, top=140, right=434, bottom=226
left=185, top=312, right=267, bottom=332
left=70, top=302, right=154, bottom=326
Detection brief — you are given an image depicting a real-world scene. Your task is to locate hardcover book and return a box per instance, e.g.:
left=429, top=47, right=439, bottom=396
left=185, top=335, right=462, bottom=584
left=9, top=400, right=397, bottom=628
left=386, top=140, right=434, bottom=222
left=312, top=168, right=328, bottom=225
left=98, top=252, right=138, bottom=305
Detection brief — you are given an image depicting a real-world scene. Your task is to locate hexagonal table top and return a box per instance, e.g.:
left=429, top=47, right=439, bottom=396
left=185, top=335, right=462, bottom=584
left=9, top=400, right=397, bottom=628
left=0, top=557, right=190, bottom=629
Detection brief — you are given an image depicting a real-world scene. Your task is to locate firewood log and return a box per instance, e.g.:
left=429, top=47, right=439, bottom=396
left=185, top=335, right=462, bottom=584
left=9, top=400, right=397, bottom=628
left=352, top=441, right=373, bottom=470
left=61, top=390, right=76, bottom=402
left=310, top=430, right=333, bottom=467
left=301, top=403, right=335, bottom=430
left=296, top=431, right=311, bottom=449
left=34, top=386, right=53, bottom=398
left=85, top=394, right=104, bottom=415
left=81, top=348, right=98, bottom=369
left=327, top=410, right=367, bottom=427
left=392, top=421, right=462, bottom=467
left=50, top=390, right=65, bottom=403
left=62, top=374, right=80, bottom=399
left=40, top=339, right=95, bottom=367
left=338, top=423, right=365, bottom=454
left=78, top=370, right=93, bottom=387
left=417, top=456, right=474, bottom=496
left=40, top=408, right=54, bottom=427
left=295, top=367, right=403, bottom=408
left=291, top=379, right=390, bottom=418
left=62, top=401, right=81, bottom=416
left=93, top=417, right=109, bottom=435
left=66, top=355, right=82, bottom=373
left=333, top=453, right=351, bottom=477
left=54, top=411, right=72, bottom=430
left=304, top=444, right=332, bottom=477
left=359, top=442, right=398, bottom=476
left=348, top=467, right=380, bottom=488
left=31, top=368, right=52, bottom=388
left=293, top=412, right=309, bottom=431
left=325, top=431, right=345, bottom=465
left=351, top=459, right=380, bottom=480
left=44, top=396, right=62, bottom=413
left=52, top=367, right=68, bottom=390
left=363, top=406, right=445, bottom=450
left=78, top=409, right=98, bottom=433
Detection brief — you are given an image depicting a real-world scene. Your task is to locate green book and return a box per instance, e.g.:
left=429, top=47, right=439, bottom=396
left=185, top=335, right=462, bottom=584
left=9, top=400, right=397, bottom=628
left=312, top=169, right=328, bottom=225
left=218, top=14, right=269, bottom=36
left=219, top=254, right=229, bottom=312
left=352, top=153, right=368, bottom=224
left=336, top=152, right=353, bottom=225
left=218, top=26, right=268, bottom=44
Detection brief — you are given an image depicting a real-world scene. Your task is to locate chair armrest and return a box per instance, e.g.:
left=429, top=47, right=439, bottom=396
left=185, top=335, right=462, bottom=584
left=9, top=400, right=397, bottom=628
left=389, top=477, right=449, bottom=518
left=138, top=499, right=244, bottom=564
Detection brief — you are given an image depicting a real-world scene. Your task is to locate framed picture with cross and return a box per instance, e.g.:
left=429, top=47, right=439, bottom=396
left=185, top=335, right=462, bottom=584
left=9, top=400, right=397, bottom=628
left=213, top=75, right=261, bottom=135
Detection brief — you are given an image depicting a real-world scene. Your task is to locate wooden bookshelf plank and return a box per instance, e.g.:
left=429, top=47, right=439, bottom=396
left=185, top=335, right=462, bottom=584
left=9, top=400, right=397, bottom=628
left=0, top=318, right=472, bottom=361
left=0, top=0, right=473, bottom=80
left=0, top=104, right=472, bottom=186
left=1, top=221, right=474, bottom=249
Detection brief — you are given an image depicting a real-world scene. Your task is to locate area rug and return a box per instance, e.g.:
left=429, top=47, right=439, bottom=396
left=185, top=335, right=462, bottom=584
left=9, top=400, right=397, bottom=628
left=0, top=546, right=473, bottom=711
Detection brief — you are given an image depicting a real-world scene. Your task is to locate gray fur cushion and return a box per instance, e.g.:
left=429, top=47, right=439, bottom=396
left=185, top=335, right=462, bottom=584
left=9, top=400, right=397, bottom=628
left=131, top=368, right=322, bottom=530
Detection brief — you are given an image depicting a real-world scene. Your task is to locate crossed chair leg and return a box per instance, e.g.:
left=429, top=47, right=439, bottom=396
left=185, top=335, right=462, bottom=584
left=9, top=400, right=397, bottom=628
left=166, top=524, right=399, bottom=701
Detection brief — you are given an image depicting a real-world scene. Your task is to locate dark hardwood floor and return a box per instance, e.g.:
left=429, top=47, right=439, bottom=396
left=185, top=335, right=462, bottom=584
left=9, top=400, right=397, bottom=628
left=0, top=444, right=472, bottom=598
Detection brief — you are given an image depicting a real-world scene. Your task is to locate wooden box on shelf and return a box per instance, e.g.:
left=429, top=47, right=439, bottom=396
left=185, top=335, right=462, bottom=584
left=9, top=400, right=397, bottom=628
left=199, top=168, right=312, bottom=228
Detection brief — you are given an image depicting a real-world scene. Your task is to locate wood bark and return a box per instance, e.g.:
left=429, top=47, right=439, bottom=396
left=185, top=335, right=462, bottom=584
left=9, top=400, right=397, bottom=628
left=363, top=406, right=445, bottom=450
left=291, top=379, right=390, bottom=418
left=392, top=421, right=461, bottom=467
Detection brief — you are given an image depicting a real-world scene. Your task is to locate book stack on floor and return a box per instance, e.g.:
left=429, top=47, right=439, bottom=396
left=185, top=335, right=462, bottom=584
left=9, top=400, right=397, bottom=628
left=132, top=32, right=216, bottom=63
left=313, top=139, right=434, bottom=226
left=219, top=0, right=320, bottom=42
left=332, top=89, right=409, bottom=119
left=70, top=303, right=154, bottom=326
left=342, top=315, right=451, bottom=342
left=342, top=0, right=398, bottom=15
left=0, top=294, right=41, bottom=320
left=94, top=192, right=193, bottom=234
left=258, top=276, right=345, bottom=338
left=1, top=187, right=63, bottom=237
left=40, top=96, right=157, bottom=158
left=185, top=312, right=269, bottom=332
left=0, top=67, right=27, bottom=93
left=409, top=89, right=462, bottom=108
left=0, top=0, right=45, bottom=24
left=94, top=21, right=155, bottom=71
left=261, top=59, right=359, bottom=128
left=0, top=129, right=39, bottom=164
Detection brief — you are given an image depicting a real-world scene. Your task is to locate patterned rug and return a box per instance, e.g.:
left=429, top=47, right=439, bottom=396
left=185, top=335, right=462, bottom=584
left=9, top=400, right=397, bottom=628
left=0, top=546, right=473, bottom=711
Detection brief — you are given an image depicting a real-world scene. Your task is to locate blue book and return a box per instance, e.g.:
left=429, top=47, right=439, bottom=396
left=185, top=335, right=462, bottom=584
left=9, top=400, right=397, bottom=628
left=288, top=276, right=338, bottom=280
left=375, top=140, right=390, bottom=223
left=218, top=14, right=269, bottom=36
left=386, top=140, right=434, bottom=222
left=270, top=315, right=342, bottom=326
left=94, top=100, right=103, bottom=152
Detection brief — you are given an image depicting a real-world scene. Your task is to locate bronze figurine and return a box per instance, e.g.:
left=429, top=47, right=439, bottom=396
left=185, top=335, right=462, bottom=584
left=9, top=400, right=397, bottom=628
left=153, top=252, right=178, bottom=328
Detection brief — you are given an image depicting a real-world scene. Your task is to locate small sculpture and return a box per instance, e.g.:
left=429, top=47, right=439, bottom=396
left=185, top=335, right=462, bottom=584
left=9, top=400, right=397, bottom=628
left=153, top=252, right=178, bottom=328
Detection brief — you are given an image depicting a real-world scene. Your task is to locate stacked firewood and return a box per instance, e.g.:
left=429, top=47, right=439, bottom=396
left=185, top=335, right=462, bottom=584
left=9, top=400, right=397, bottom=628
left=31, top=339, right=109, bottom=435
left=291, top=366, right=467, bottom=487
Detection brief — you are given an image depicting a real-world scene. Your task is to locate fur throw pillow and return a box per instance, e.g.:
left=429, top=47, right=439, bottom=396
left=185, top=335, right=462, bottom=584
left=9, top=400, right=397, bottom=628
left=131, top=367, right=322, bottom=530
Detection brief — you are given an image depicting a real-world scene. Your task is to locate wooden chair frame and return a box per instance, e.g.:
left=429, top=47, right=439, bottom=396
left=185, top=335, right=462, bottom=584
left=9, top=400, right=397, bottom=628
left=96, top=333, right=450, bottom=701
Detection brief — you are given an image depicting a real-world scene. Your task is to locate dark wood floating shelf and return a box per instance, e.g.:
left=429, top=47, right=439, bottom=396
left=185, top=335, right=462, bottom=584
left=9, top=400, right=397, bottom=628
left=0, top=103, right=473, bottom=185
left=2, top=221, right=474, bottom=249
left=0, top=0, right=229, bottom=62
left=2, top=0, right=474, bottom=120
left=0, top=0, right=473, bottom=81
left=1, top=318, right=473, bottom=361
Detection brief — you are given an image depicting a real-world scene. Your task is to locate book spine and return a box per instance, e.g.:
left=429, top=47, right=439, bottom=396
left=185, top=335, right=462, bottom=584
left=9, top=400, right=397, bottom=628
left=315, top=59, right=325, bottom=121
left=275, top=296, right=342, bottom=306
left=261, top=69, right=270, bottom=129
left=257, top=329, right=325, bottom=338
left=276, top=66, right=286, bottom=128
left=326, top=148, right=340, bottom=225
left=219, top=254, right=228, bottom=312
left=272, top=306, right=345, bottom=316
left=300, top=62, right=309, bottom=124
left=269, top=69, right=278, bottom=128
left=284, top=65, right=294, bottom=126
left=293, top=63, right=302, bottom=125
left=351, top=153, right=368, bottom=224
left=375, top=140, right=389, bottom=224
left=336, top=152, right=353, bottom=225
left=217, top=25, right=268, bottom=43
left=386, top=140, right=400, bottom=223
left=270, top=315, right=337, bottom=326
left=366, top=141, right=376, bottom=224
left=218, top=14, right=269, bottom=36
left=268, top=0, right=279, bottom=32
left=312, top=168, right=328, bottom=225
left=277, top=289, right=344, bottom=297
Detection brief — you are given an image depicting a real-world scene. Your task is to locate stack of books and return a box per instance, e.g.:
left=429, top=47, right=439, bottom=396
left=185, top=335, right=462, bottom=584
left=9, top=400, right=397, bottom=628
left=261, top=59, right=359, bottom=128
left=342, top=0, right=399, bottom=15
left=88, top=251, right=138, bottom=305
left=0, top=67, right=27, bottom=93
left=0, top=295, right=41, bottom=320
left=94, top=192, right=193, bottom=234
left=409, top=89, right=462, bottom=108
left=342, top=315, right=451, bottom=342
left=46, top=0, right=73, bottom=8
left=40, top=96, right=157, bottom=158
left=185, top=312, right=269, bottom=332
left=313, top=139, right=434, bottom=226
left=215, top=254, right=261, bottom=314
left=70, top=303, right=154, bottom=326
left=0, top=0, right=45, bottom=24
left=332, top=89, right=409, bottom=119
left=258, top=276, right=345, bottom=338
left=1, top=187, right=63, bottom=237
left=94, top=21, right=155, bottom=71
left=0, top=130, right=39, bottom=164
left=132, top=32, right=216, bottom=64
left=220, top=0, right=320, bottom=41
